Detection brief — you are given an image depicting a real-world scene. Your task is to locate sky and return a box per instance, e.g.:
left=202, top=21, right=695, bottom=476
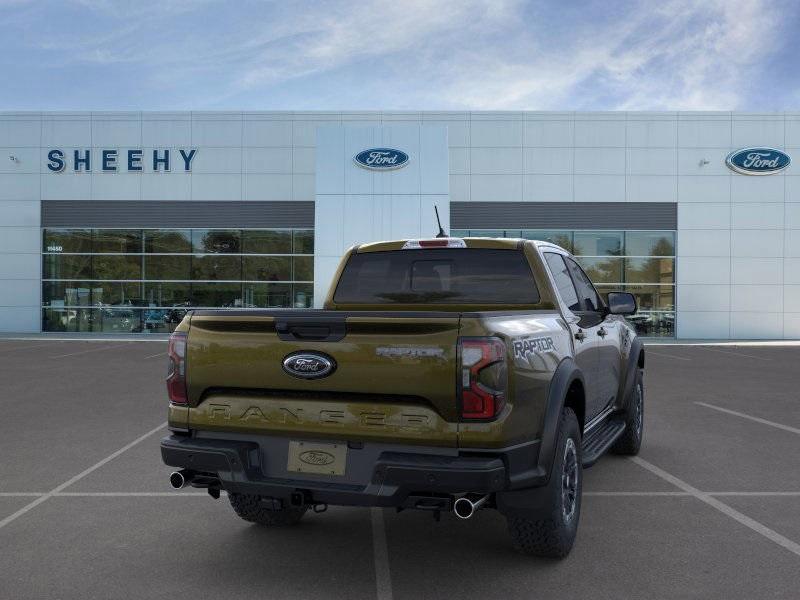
left=1, top=0, right=798, bottom=111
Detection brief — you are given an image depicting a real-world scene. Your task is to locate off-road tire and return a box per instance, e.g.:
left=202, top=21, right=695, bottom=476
left=611, top=368, right=644, bottom=455
left=506, top=407, right=582, bottom=558
left=228, top=493, right=307, bottom=526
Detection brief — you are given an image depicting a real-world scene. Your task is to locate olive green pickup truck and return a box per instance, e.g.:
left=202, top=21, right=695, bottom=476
left=161, top=237, right=645, bottom=558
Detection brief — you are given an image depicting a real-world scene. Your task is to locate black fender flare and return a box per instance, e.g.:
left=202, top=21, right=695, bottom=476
left=537, top=357, right=585, bottom=482
left=618, top=336, right=644, bottom=409
left=495, top=357, right=585, bottom=516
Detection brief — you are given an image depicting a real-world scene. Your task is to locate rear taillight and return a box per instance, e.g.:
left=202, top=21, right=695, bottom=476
left=166, top=331, right=188, bottom=404
left=458, top=337, right=507, bottom=420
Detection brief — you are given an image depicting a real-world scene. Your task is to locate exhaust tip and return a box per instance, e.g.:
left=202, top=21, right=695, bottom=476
left=453, top=497, right=474, bottom=520
left=169, top=471, right=186, bottom=489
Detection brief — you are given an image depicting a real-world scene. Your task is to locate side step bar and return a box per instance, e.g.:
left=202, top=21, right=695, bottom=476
left=581, top=416, right=626, bottom=467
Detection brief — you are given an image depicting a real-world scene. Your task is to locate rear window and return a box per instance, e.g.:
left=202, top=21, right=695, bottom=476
left=333, top=248, right=539, bottom=305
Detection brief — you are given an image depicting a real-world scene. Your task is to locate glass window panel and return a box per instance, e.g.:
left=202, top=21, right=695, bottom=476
left=242, top=230, right=291, bottom=254
left=144, top=230, right=192, bottom=253
left=96, top=307, right=144, bottom=333
left=144, top=282, right=192, bottom=307
left=43, top=229, right=92, bottom=253
left=625, top=231, right=675, bottom=256
left=624, top=285, right=675, bottom=311
left=293, top=229, right=314, bottom=254
left=93, top=229, right=142, bottom=253
left=449, top=229, right=468, bottom=238
left=626, top=312, right=675, bottom=338
left=575, top=257, right=622, bottom=284
left=293, top=257, right=313, bottom=281
left=144, top=255, right=192, bottom=280
left=192, top=229, right=241, bottom=253
left=43, top=254, right=92, bottom=279
left=624, top=258, right=674, bottom=284
left=293, top=284, right=314, bottom=308
left=190, top=282, right=243, bottom=307
left=44, top=281, right=91, bottom=307
left=92, top=255, right=143, bottom=280
left=243, top=283, right=292, bottom=308
left=468, top=230, right=506, bottom=238
left=573, top=231, right=623, bottom=256
left=192, top=255, right=242, bottom=280
left=100, top=282, right=143, bottom=306
left=141, top=308, right=171, bottom=333
left=43, top=307, right=97, bottom=332
left=521, top=230, right=574, bottom=252
left=243, top=256, right=291, bottom=281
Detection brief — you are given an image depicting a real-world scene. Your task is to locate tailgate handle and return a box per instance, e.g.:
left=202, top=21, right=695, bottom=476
left=275, top=320, right=346, bottom=342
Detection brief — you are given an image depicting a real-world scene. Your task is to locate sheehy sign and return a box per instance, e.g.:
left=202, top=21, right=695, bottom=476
left=46, top=149, right=197, bottom=172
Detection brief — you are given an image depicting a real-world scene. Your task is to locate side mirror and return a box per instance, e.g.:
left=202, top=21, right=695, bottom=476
left=606, top=292, right=637, bottom=315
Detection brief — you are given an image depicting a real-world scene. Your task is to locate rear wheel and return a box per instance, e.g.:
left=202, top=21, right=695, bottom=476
left=228, top=493, right=307, bottom=526
left=611, top=368, right=644, bottom=455
left=506, top=407, right=582, bottom=558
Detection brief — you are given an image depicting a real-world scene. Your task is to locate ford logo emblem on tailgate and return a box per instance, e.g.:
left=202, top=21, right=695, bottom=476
left=282, top=352, right=336, bottom=379
left=299, top=451, right=335, bottom=466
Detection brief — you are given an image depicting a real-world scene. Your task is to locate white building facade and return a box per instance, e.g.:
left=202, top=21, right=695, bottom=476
left=0, top=111, right=798, bottom=339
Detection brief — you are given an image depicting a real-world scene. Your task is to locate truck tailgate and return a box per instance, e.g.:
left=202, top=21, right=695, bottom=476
left=185, top=311, right=461, bottom=446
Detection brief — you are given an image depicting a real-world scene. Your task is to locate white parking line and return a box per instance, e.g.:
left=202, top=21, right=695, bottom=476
left=696, top=402, right=800, bottom=436
left=49, top=343, right=131, bottom=358
left=697, top=347, right=771, bottom=361
left=144, top=352, right=166, bottom=359
left=630, top=456, right=800, bottom=558
left=646, top=350, right=691, bottom=361
left=584, top=491, right=691, bottom=496
left=708, top=492, right=800, bottom=497
left=371, top=508, right=393, bottom=600
left=0, top=342, right=64, bottom=355
left=0, top=421, right=166, bottom=531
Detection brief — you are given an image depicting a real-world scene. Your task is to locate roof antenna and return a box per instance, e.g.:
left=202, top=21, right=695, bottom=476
left=434, top=205, right=447, bottom=238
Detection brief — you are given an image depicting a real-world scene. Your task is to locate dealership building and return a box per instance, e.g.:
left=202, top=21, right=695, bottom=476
left=0, top=110, right=798, bottom=339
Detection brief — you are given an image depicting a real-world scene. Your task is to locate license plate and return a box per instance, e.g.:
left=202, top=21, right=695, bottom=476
left=287, top=441, right=347, bottom=476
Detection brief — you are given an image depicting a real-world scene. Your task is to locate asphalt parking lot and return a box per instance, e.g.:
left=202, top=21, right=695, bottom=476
left=1, top=339, right=799, bottom=599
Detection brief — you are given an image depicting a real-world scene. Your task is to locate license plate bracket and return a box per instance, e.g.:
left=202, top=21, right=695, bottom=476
left=287, top=441, right=347, bottom=476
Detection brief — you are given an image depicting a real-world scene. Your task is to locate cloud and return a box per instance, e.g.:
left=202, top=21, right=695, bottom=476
left=0, top=0, right=796, bottom=110
left=427, top=0, right=789, bottom=110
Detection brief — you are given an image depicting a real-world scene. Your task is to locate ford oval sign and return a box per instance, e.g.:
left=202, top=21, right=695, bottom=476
left=726, top=147, right=791, bottom=175
left=354, top=148, right=409, bottom=170
left=282, top=351, right=336, bottom=379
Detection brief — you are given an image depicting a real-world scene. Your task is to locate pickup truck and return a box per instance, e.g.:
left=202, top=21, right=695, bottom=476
left=161, top=237, right=644, bottom=558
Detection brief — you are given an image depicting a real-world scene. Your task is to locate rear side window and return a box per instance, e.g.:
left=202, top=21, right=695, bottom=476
left=544, top=253, right=580, bottom=311
left=564, top=257, right=602, bottom=312
left=334, top=248, right=539, bottom=305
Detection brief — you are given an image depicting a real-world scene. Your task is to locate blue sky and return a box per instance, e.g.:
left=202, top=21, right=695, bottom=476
left=1, top=0, right=798, bottom=111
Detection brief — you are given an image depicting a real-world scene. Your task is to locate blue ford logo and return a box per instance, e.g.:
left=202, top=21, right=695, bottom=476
left=354, top=148, right=409, bottom=170
left=726, top=147, right=790, bottom=175
left=282, top=351, right=336, bottom=379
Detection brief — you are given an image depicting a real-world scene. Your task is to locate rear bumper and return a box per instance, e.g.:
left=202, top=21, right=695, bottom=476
left=161, top=434, right=544, bottom=508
